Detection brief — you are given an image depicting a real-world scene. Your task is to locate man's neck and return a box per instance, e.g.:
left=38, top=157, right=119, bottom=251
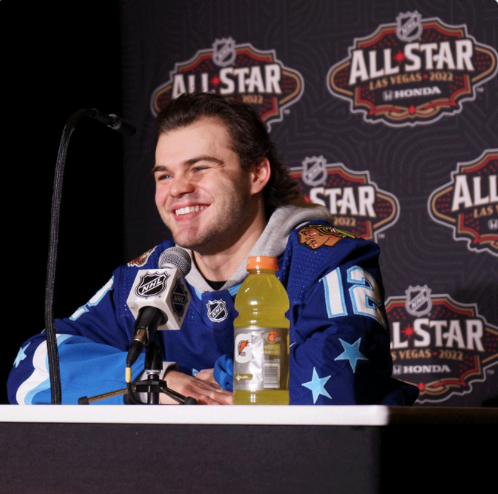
left=192, top=227, right=265, bottom=282
left=192, top=214, right=266, bottom=282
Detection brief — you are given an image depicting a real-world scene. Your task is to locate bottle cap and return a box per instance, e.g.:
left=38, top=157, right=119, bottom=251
left=247, top=256, right=278, bottom=271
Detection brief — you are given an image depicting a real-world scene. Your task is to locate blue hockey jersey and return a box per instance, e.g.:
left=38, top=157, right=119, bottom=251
left=8, top=218, right=418, bottom=405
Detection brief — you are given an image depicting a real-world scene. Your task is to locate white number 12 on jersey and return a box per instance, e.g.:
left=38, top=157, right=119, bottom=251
left=321, top=266, right=385, bottom=328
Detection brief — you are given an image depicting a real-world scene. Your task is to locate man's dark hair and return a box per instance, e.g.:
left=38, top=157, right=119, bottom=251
left=156, top=92, right=299, bottom=218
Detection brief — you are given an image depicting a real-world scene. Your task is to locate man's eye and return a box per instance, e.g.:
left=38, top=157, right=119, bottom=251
left=156, top=174, right=172, bottom=181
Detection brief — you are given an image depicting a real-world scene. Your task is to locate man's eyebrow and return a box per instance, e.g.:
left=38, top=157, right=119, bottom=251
left=152, top=164, right=166, bottom=174
left=152, top=155, right=223, bottom=174
left=185, top=155, right=223, bottom=166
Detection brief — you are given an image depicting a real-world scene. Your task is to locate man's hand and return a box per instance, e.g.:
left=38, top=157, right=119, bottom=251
left=160, top=369, right=233, bottom=405
left=194, top=368, right=218, bottom=386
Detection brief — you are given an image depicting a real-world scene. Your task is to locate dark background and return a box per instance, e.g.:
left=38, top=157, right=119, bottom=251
left=3, top=3, right=125, bottom=403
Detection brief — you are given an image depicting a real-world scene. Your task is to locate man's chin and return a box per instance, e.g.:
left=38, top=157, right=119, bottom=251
left=170, top=230, right=205, bottom=251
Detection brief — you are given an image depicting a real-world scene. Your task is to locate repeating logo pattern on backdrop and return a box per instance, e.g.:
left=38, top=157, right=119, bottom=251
left=327, top=11, right=498, bottom=127
left=151, top=37, right=304, bottom=129
left=429, top=149, right=498, bottom=256
left=387, top=286, right=498, bottom=403
left=290, top=156, right=399, bottom=241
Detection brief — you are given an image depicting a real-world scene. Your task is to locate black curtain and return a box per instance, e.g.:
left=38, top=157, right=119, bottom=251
left=3, top=3, right=124, bottom=404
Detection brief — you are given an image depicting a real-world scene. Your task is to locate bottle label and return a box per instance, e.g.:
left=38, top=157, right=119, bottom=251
left=233, top=327, right=289, bottom=391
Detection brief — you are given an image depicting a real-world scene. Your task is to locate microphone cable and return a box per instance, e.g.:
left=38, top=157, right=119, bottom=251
left=45, top=109, right=135, bottom=404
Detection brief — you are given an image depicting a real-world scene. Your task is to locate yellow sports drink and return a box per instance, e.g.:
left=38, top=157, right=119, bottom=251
left=233, top=256, right=289, bottom=405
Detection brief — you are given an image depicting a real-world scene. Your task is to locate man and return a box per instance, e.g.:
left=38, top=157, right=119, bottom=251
left=8, top=93, right=418, bottom=405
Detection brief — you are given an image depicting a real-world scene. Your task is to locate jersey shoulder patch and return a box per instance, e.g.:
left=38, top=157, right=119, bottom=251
left=297, top=223, right=356, bottom=250
left=127, top=246, right=157, bottom=267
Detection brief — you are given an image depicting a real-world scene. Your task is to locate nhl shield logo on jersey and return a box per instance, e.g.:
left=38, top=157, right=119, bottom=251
left=206, top=299, right=228, bottom=323
left=387, top=287, right=498, bottom=404
left=150, top=38, right=304, bottom=129
left=136, top=272, right=169, bottom=298
left=291, top=157, right=399, bottom=241
left=428, top=149, right=498, bottom=256
left=327, top=12, right=498, bottom=127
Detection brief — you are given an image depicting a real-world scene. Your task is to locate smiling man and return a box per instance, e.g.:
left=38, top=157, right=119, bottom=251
left=8, top=93, right=418, bottom=406
left=153, top=116, right=268, bottom=278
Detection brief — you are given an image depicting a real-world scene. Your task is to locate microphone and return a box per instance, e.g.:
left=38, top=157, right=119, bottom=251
left=90, top=108, right=136, bottom=136
left=126, top=247, right=192, bottom=367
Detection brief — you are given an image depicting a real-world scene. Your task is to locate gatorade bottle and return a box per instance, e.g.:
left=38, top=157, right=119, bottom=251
left=233, top=256, right=290, bottom=405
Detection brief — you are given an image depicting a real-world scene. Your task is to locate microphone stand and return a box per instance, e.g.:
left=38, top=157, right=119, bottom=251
left=79, top=331, right=197, bottom=405
left=79, top=301, right=197, bottom=405
left=129, top=338, right=197, bottom=405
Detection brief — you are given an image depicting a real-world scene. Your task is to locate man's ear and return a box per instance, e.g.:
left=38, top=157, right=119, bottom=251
left=250, top=157, right=271, bottom=194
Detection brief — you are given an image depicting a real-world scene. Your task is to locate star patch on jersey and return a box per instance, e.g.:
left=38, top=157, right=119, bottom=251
left=335, top=337, right=368, bottom=372
left=14, top=343, right=30, bottom=368
left=298, top=224, right=355, bottom=250
left=302, top=367, right=332, bottom=403
left=127, top=246, right=157, bottom=267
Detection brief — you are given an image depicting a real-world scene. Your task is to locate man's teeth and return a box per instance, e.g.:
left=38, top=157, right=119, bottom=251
left=175, top=205, right=206, bottom=216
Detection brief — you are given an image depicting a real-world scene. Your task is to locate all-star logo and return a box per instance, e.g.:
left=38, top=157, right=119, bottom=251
left=206, top=299, right=228, bottom=323
left=387, top=288, right=498, bottom=403
left=171, top=278, right=188, bottom=318
left=151, top=37, right=304, bottom=129
left=290, top=156, right=399, bottom=241
left=327, top=12, right=498, bottom=127
left=428, top=149, right=498, bottom=257
left=136, top=272, right=169, bottom=298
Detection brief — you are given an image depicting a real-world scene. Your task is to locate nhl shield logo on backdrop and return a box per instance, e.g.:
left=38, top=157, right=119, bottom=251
left=206, top=299, right=228, bottom=323
left=302, top=156, right=328, bottom=187
left=136, top=272, right=170, bottom=298
left=151, top=37, right=304, bottom=129
left=428, top=149, right=498, bottom=256
left=387, top=288, right=498, bottom=404
left=212, top=38, right=236, bottom=67
left=405, top=285, right=432, bottom=317
left=327, top=12, right=498, bottom=127
left=290, top=156, right=399, bottom=241
left=396, top=11, right=423, bottom=43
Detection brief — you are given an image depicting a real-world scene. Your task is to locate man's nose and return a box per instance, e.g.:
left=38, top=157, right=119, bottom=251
left=169, top=173, right=195, bottom=197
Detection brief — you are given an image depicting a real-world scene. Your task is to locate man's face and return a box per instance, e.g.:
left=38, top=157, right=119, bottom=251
left=153, top=117, right=257, bottom=254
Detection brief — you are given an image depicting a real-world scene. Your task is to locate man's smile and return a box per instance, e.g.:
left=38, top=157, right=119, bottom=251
left=174, top=205, right=208, bottom=216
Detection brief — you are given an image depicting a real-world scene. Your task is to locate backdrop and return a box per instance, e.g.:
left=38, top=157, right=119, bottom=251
left=120, top=0, right=498, bottom=406
left=4, top=1, right=497, bottom=407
